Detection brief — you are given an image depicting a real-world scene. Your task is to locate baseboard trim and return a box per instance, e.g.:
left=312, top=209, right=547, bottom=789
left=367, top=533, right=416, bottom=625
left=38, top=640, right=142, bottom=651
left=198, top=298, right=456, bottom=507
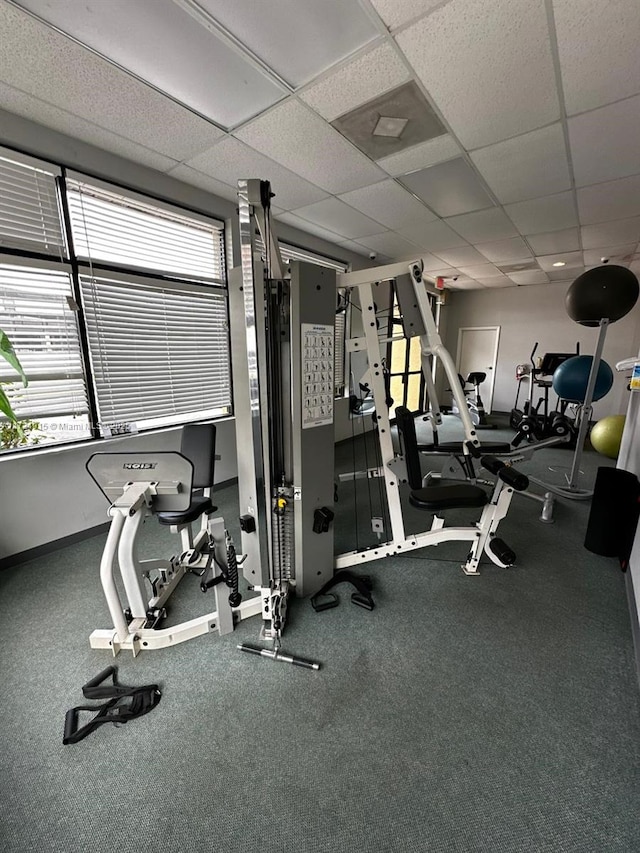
left=0, top=522, right=110, bottom=570
left=0, top=476, right=239, bottom=570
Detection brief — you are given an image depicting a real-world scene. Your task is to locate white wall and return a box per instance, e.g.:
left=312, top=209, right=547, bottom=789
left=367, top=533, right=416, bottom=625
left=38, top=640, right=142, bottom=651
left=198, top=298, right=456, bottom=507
left=441, top=283, right=640, bottom=418
left=0, top=418, right=237, bottom=561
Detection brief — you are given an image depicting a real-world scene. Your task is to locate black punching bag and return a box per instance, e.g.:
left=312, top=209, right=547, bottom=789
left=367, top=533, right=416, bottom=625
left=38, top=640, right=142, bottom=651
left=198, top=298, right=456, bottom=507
left=585, top=467, right=640, bottom=571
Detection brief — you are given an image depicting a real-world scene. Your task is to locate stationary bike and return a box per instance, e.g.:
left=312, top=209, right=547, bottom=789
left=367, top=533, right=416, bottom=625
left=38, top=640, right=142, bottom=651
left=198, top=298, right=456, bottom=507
left=450, top=371, right=496, bottom=429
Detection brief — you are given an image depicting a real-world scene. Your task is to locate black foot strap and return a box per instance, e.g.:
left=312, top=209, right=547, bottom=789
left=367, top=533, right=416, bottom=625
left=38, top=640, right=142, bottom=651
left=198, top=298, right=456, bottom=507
left=63, top=666, right=161, bottom=745
left=311, top=571, right=374, bottom=612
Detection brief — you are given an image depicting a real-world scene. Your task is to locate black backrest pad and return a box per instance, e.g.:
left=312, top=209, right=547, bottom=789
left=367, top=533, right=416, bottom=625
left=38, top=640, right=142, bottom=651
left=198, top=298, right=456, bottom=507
left=395, top=407, right=423, bottom=490
left=181, top=423, right=216, bottom=489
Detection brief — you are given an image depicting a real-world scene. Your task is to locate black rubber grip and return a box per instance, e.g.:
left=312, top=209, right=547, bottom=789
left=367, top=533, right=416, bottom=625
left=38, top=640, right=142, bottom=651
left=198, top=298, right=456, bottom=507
left=480, top=455, right=504, bottom=475
left=498, top=466, right=529, bottom=492
left=63, top=708, right=79, bottom=745
left=83, top=666, right=116, bottom=691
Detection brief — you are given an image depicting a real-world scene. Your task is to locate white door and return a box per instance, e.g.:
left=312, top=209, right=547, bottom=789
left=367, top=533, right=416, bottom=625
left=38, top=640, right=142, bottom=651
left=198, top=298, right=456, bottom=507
left=456, top=326, right=501, bottom=413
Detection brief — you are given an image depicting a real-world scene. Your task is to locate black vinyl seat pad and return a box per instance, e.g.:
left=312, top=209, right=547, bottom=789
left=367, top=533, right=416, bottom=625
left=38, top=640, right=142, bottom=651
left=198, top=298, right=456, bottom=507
left=156, top=495, right=216, bottom=526
left=409, top=482, right=489, bottom=511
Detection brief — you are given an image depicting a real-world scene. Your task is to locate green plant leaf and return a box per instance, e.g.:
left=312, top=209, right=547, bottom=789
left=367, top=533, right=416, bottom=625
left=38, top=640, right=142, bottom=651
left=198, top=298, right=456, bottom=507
left=0, top=330, right=28, bottom=386
left=0, top=386, right=21, bottom=426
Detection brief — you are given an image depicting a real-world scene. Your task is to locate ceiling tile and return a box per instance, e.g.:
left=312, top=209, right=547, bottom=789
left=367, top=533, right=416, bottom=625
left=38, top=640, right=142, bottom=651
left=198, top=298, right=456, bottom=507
left=476, top=237, right=533, bottom=263
left=456, top=264, right=504, bottom=280
left=447, top=279, right=486, bottom=291
left=537, top=252, right=584, bottom=271
left=507, top=270, right=550, bottom=285
left=553, top=0, right=640, bottom=115
left=339, top=179, right=436, bottom=229
left=184, top=136, right=328, bottom=210
left=0, top=82, right=180, bottom=172
left=424, top=267, right=457, bottom=280
left=355, top=231, right=424, bottom=259
left=446, top=208, right=518, bottom=243
left=167, top=164, right=237, bottom=202
left=477, top=275, right=511, bottom=287
left=526, top=228, right=580, bottom=255
left=12, top=0, right=287, bottom=129
left=198, top=0, right=377, bottom=88
left=376, top=135, right=461, bottom=175
left=398, top=219, right=468, bottom=251
left=300, top=41, right=409, bottom=122
left=291, top=197, right=383, bottom=239
left=336, top=238, right=373, bottom=258
left=481, top=279, right=515, bottom=289
left=369, top=0, right=443, bottom=30
left=276, top=211, right=344, bottom=244
left=433, top=246, right=487, bottom=267
left=504, top=192, right=577, bottom=235
left=569, top=95, right=640, bottom=187
left=583, top=246, right=637, bottom=266
left=235, top=99, right=385, bottom=193
left=0, top=2, right=224, bottom=160
left=581, top=218, right=640, bottom=249
left=471, top=124, right=571, bottom=204
left=577, top=174, right=640, bottom=225
left=419, top=254, right=455, bottom=271
left=400, top=158, right=494, bottom=217
left=396, top=0, right=559, bottom=150
left=497, top=260, right=540, bottom=273
left=547, top=267, right=583, bottom=282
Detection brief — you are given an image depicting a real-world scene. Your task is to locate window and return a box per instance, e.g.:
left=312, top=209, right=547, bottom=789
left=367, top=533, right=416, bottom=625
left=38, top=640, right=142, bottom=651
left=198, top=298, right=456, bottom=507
left=0, top=146, right=230, bottom=451
left=387, top=288, right=427, bottom=418
left=0, top=148, right=91, bottom=447
left=80, top=272, right=230, bottom=431
left=68, top=176, right=230, bottom=436
left=0, top=149, right=66, bottom=256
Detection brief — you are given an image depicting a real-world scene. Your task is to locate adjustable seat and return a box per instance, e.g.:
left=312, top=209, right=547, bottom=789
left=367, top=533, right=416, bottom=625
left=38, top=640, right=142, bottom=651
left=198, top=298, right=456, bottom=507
left=156, top=422, right=217, bottom=527
left=396, top=406, right=491, bottom=510
left=409, top=482, right=488, bottom=511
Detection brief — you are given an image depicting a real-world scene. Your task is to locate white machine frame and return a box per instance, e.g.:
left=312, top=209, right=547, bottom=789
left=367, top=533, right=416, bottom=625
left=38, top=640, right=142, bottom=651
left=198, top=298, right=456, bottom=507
left=87, top=453, right=261, bottom=656
left=335, top=260, right=520, bottom=574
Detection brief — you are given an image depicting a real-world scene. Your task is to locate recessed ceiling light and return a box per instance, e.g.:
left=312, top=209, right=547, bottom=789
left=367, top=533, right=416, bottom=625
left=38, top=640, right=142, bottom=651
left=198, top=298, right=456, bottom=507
left=553, top=261, right=566, bottom=267
left=372, top=115, right=409, bottom=139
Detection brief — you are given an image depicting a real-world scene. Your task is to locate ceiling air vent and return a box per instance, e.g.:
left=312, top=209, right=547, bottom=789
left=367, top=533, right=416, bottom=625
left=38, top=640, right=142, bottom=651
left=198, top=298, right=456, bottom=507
left=332, top=81, right=446, bottom=160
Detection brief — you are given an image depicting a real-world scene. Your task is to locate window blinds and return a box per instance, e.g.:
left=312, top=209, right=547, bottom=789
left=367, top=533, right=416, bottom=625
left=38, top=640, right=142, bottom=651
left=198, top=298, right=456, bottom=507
left=0, top=261, right=89, bottom=420
left=0, top=147, right=66, bottom=257
left=66, top=178, right=225, bottom=282
left=80, top=272, right=231, bottom=432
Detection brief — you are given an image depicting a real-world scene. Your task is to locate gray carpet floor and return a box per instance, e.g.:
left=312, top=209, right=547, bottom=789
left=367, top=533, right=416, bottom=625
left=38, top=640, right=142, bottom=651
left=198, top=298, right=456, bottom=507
left=1, top=414, right=639, bottom=853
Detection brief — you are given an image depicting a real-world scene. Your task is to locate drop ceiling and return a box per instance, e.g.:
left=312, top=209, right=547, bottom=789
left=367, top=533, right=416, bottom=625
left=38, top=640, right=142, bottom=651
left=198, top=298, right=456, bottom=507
left=2, top=0, right=640, bottom=290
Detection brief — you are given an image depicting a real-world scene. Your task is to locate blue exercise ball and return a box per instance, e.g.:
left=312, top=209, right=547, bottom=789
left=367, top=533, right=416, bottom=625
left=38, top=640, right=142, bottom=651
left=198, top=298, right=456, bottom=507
left=552, top=355, right=614, bottom=403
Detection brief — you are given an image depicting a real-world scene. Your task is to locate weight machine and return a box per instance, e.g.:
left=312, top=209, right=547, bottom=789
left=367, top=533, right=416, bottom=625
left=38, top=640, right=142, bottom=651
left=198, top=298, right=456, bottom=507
left=87, top=179, right=530, bottom=663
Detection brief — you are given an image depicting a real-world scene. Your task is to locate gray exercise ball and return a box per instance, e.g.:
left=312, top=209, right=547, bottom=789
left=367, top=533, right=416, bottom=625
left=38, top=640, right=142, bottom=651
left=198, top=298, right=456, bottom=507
left=566, top=264, right=639, bottom=326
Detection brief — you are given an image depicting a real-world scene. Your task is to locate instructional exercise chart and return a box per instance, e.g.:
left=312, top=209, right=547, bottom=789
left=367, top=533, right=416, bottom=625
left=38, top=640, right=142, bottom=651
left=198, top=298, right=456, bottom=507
left=301, top=323, right=334, bottom=429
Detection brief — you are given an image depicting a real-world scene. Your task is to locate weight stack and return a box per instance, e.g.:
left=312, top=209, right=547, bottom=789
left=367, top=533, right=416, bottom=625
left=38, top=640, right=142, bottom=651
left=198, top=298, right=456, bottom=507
left=585, top=467, right=640, bottom=571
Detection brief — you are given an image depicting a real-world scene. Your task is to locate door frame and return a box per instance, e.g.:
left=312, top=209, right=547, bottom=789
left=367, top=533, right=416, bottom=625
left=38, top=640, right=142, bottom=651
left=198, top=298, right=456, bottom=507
left=455, top=326, right=501, bottom=413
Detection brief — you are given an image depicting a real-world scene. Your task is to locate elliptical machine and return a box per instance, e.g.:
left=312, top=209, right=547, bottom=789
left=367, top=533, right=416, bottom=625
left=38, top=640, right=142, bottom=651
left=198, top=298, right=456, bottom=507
left=511, top=343, right=577, bottom=446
